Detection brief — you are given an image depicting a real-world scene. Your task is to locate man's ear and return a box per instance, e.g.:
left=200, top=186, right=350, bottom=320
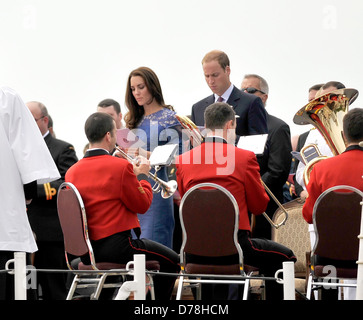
left=225, top=119, right=234, bottom=130
left=43, top=115, right=49, bottom=127
left=105, top=131, right=112, bottom=143
left=342, top=131, right=348, bottom=147
left=225, top=65, right=231, bottom=76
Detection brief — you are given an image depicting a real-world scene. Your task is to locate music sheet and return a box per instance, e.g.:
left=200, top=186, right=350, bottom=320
left=237, top=134, right=268, bottom=155
left=149, top=144, right=179, bottom=166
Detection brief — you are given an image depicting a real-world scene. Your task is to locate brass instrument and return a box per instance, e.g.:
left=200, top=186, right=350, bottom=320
left=294, top=88, right=359, bottom=184
left=114, top=146, right=177, bottom=199
left=175, top=115, right=204, bottom=145
left=300, top=143, right=328, bottom=186
left=260, top=180, right=288, bottom=229
left=176, top=114, right=288, bottom=229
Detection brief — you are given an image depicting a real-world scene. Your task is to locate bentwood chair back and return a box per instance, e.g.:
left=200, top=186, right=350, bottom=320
left=176, top=183, right=258, bottom=300
left=306, top=185, right=363, bottom=299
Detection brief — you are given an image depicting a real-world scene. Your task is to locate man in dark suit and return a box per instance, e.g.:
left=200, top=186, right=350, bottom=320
left=191, top=50, right=268, bottom=137
left=241, top=74, right=292, bottom=239
left=26, top=101, right=78, bottom=299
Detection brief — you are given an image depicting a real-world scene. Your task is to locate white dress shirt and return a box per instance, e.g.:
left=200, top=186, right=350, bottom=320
left=214, top=83, right=234, bottom=103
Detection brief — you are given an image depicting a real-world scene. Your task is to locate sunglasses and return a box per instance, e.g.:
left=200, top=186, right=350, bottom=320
left=34, top=116, right=46, bottom=122
left=242, top=87, right=266, bottom=95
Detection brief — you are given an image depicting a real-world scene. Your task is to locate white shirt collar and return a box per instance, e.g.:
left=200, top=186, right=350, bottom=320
left=214, top=83, right=234, bottom=102
left=43, top=130, right=50, bottom=138
left=87, top=147, right=110, bottom=154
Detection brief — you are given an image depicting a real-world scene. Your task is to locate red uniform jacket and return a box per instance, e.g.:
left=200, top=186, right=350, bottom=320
left=302, top=146, right=363, bottom=224
left=175, top=138, right=269, bottom=231
left=65, top=150, right=153, bottom=240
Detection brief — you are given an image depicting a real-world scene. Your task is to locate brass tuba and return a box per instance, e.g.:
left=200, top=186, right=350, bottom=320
left=299, top=143, right=329, bottom=185
left=293, top=88, right=359, bottom=184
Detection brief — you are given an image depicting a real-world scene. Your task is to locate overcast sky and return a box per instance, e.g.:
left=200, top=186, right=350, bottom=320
left=1, top=0, right=362, bottom=157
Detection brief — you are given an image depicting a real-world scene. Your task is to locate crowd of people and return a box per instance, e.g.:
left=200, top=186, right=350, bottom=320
left=1, top=49, right=362, bottom=301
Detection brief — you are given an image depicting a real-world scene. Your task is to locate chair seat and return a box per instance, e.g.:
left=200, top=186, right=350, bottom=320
left=314, top=265, right=357, bottom=279
left=185, top=263, right=241, bottom=275
left=185, top=263, right=258, bottom=275
left=244, top=265, right=260, bottom=274
left=78, top=260, right=161, bottom=271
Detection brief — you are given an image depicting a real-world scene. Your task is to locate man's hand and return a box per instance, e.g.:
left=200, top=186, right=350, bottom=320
left=299, top=190, right=308, bottom=202
left=133, top=156, right=151, bottom=176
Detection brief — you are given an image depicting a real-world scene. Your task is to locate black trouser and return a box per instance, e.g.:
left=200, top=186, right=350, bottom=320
left=33, top=241, right=68, bottom=300
left=312, top=255, right=356, bottom=300
left=82, top=231, right=180, bottom=300
left=187, top=230, right=297, bottom=300
left=238, top=230, right=296, bottom=300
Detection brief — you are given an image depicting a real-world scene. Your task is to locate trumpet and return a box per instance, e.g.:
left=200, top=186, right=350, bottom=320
left=114, top=146, right=177, bottom=199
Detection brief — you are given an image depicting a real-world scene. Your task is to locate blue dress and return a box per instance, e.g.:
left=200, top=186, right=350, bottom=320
left=132, top=108, right=183, bottom=249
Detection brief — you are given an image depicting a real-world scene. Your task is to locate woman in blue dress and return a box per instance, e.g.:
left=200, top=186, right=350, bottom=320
left=124, top=66, right=183, bottom=249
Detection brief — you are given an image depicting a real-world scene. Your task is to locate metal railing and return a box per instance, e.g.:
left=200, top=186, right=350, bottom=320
left=3, top=253, right=297, bottom=300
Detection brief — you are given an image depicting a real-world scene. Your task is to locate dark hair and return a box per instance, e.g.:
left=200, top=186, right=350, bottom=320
left=322, top=81, right=345, bottom=90
left=124, top=66, right=173, bottom=129
left=343, top=108, right=363, bottom=144
left=204, top=102, right=236, bottom=130
left=85, top=112, right=115, bottom=143
left=98, top=98, right=121, bottom=114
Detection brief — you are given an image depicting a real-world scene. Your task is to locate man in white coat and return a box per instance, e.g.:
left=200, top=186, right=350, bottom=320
left=0, top=86, right=60, bottom=299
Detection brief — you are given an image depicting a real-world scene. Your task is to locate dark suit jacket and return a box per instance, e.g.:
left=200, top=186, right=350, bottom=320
left=252, top=113, right=292, bottom=239
left=27, top=133, right=78, bottom=242
left=260, top=113, right=292, bottom=203
left=191, top=86, right=268, bottom=136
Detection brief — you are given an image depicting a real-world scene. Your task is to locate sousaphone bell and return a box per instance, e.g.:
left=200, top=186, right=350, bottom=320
left=293, top=88, right=359, bottom=184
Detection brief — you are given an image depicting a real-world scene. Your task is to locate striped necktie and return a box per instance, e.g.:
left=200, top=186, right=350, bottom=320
left=217, top=96, right=223, bottom=102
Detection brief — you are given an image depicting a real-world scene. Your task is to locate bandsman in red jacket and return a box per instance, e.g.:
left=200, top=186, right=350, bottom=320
left=176, top=102, right=296, bottom=300
left=66, top=112, right=179, bottom=300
